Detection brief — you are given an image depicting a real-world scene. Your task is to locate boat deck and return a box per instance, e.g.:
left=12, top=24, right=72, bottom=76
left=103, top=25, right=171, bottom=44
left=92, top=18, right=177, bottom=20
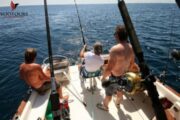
left=63, top=65, right=155, bottom=120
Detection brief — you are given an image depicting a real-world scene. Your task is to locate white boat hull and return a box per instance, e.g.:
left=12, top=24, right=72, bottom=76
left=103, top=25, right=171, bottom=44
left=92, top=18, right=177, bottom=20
left=13, top=65, right=180, bottom=120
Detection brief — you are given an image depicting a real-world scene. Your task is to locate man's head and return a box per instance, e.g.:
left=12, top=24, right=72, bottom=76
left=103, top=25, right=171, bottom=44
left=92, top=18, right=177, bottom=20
left=114, top=25, right=128, bottom=42
left=24, top=48, right=37, bottom=63
left=94, top=42, right=103, bottom=55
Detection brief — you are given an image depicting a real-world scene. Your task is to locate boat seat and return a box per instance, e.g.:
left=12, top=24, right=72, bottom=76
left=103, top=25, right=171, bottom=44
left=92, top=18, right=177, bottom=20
left=43, top=55, right=70, bottom=85
left=55, top=70, right=71, bottom=85
left=80, top=67, right=102, bottom=94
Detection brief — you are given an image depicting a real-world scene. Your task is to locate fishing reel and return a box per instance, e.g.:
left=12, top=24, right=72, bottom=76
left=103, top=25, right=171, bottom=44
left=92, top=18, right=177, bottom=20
left=102, top=72, right=145, bottom=95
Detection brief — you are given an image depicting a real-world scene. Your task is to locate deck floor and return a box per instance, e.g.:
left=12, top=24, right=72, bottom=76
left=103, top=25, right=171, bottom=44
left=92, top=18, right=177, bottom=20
left=62, top=65, right=155, bottom=120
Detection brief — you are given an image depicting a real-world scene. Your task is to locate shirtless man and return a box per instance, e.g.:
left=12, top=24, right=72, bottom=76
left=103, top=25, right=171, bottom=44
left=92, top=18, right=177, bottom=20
left=97, top=25, right=139, bottom=111
left=19, top=48, right=63, bottom=98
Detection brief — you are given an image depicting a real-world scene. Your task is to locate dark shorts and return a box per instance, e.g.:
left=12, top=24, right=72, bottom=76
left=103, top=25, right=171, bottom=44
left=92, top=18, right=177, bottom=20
left=80, top=66, right=101, bottom=78
left=105, top=75, right=123, bottom=96
left=34, top=81, right=60, bottom=94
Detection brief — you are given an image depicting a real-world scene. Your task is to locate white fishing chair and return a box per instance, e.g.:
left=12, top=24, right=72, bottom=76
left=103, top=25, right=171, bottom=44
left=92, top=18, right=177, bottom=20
left=80, top=68, right=101, bottom=94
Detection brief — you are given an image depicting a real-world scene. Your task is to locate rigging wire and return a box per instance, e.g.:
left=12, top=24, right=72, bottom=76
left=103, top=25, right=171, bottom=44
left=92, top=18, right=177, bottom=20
left=73, top=0, right=86, bottom=45
left=160, top=6, right=175, bottom=84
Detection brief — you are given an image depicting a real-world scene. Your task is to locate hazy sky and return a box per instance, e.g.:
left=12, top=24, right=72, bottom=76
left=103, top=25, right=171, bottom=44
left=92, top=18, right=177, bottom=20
left=0, top=0, right=175, bottom=7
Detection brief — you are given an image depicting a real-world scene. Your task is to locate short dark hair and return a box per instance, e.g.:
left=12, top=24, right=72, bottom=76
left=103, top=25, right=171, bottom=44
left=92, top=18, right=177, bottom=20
left=24, top=48, right=37, bottom=63
left=94, top=42, right=103, bottom=55
left=115, top=25, right=128, bottom=41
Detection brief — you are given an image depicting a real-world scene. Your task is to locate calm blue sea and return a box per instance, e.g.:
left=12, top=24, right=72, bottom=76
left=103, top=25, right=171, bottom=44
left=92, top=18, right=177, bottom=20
left=0, top=3, right=179, bottom=120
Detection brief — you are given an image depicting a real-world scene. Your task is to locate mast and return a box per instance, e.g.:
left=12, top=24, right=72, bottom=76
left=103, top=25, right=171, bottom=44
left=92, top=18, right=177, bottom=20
left=117, top=0, right=167, bottom=120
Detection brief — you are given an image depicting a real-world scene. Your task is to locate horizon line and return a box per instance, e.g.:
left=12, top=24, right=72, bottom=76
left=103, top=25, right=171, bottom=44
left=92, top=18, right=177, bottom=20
left=0, top=2, right=176, bottom=7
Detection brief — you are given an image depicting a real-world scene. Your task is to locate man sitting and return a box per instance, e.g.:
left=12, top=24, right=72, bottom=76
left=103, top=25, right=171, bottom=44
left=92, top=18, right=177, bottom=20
left=79, top=42, right=104, bottom=79
left=19, top=48, right=66, bottom=99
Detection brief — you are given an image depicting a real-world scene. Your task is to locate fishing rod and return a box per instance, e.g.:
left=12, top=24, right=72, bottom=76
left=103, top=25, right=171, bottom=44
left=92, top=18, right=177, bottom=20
left=117, top=0, right=167, bottom=120
left=74, top=0, right=86, bottom=45
left=44, top=0, right=60, bottom=120
left=62, top=71, right=87, bottom=107
left=65, top=86, right=87, bottom=107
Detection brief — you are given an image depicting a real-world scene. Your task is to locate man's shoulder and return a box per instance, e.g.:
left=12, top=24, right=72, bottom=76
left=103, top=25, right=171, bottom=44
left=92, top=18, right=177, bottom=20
left=110, top=45, right=116, bottom=51
left=31, top=63, right=41, bottom=68
left=21, top=63, right=41, bottom=68
left=86, top=51, right=93, bottom=54
left=19, top=63, right=25, bottom=71
left=84, top=51, right=93, bottom=56
left=98, top=55, right=104, bottom=61
left=20, top=63, right=25, bottom=67
left=110, top=44, right=121, bottom=52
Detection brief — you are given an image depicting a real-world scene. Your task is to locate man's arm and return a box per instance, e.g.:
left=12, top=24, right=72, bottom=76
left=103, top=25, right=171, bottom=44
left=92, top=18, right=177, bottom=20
left=37, top=65, right=50, bottom=81
left=19, top=64, right=24, bottom=80
left=101, top=51, right=116, bottom=81
left=128, top=53, right=140, bottom=73
left=79, top=44, right=87, bottom=58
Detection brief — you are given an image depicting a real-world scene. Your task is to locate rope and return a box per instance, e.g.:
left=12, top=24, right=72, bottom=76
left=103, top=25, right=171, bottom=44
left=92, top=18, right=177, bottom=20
left=74, top=0, right=86, bottom=45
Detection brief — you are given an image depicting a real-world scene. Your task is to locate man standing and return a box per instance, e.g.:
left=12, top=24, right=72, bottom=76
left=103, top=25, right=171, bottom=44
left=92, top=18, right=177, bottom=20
left=97, top=25, right=139, bottom=111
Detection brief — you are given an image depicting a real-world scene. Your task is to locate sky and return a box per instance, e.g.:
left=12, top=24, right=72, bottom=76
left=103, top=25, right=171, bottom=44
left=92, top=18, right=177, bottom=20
left=0, top=0, right=175, bottom=7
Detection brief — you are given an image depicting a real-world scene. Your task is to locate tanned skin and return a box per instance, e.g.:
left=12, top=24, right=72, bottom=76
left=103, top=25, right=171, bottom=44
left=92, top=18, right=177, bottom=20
left=101, top=25, right=139, bottom=110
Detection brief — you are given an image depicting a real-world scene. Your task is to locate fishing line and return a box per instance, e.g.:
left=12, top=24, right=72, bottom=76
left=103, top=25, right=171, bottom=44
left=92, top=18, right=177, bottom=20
left=73, top=0, right=86, bottom=45
left=69, top=83, right=83, bottom=100
left=73, top=0, right=90, bottom=65
left=52, top=65, right=86, bottom=108
left=160, top=6, right=175, bottom=84
left=65, top=86, right=87, bottom=107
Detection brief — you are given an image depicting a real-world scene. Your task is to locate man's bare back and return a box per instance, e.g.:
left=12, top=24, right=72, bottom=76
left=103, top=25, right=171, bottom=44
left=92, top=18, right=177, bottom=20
left=109, top=42, right=139, bottom=76
left=102, top=42, right=139, bottom=80
left=19, top=63, right=50, bottom=89
left=98, top=25, right=140, bottom=111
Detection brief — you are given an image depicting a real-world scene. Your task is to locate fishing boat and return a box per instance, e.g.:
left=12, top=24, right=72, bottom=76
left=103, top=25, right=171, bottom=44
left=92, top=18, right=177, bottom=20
left=12, top=55, right=180, bottom=120
left=12, top=0, right=180, bottom=120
